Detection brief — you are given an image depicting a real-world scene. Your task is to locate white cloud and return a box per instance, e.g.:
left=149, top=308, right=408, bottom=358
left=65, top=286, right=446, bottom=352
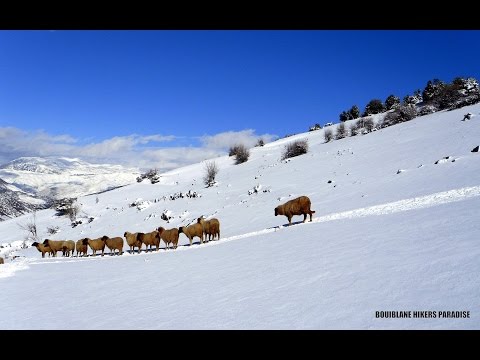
left=201, top=129, right=277, bottom=149
left=0, top=127, right=278, bottom=172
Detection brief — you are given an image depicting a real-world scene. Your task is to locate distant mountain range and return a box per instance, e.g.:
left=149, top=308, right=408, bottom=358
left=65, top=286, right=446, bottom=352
left=0, top=156, right=140, bottom=221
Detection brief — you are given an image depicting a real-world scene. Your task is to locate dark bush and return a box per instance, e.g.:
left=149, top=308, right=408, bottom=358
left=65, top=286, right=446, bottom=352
left=381, top=105, right=417, bottom=128
left=418, top=104, right=438, bottom=116
left=229, top=145, right=242, bottom=157
left=234, top=144, right=250, bottom=164
left=282, top=139, right=309, bottom=160
left=255, top=138, right=265, bottom=147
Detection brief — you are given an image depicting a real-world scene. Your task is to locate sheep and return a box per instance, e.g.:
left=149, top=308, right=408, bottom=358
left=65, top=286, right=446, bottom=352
left=179, top=223, right=204, bottom=246
left=82, top=237, right=105, bottom=256
left=0, top=257, right=4, bottom=265
left=75, top=239, right=88, bottom=257
left=101, top=236, right=124, bottom=256
left=124, top=231, right=142, bottom=254
left=138, top=231, right=160, bottom=252
left=274, top=195, right=315, bottom=225
left=157, top=227, right=179, bottom=250
left=197, top=217, right=220, bottom=242
left=31, top=241, right=53, bottom=258
left=43, top=239, right=67, bottom=257
left=62, top=240, right=75, bottom=257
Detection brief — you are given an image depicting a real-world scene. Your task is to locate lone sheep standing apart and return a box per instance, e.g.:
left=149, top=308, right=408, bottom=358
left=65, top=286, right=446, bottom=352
left=274, top=196, right=315, bottom=225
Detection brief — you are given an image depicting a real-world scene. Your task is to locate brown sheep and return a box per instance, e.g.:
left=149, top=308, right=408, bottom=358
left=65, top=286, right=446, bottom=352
left=157, top=227, right=179, bottom=250
left=0, top=257, right=4, bottom=265
left=124, top=231, right=142, bottom=254
left=197, top=217, right=220, bottom=242
left=62, top=240, right=75, bottom=257
left=32, top=242, right=53, bottom=258
left=75, top=239, right=88, bottom=257
left=101, top=236, right=124, bottom=256
left=138, top=231, right=160, bottom=252
left=179, top=223, right=204, bottom=246
left=43, top=239, right=66, bottom=257
left=82, top=237, right=105, bottom=256
left=274, top=196, right=315, bottom=225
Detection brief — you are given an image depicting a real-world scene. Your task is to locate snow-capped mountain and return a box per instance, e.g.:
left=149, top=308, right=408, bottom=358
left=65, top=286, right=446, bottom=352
left=0, top=157, right=140, bottom=200
left=1, top=104, right=479, bottom=329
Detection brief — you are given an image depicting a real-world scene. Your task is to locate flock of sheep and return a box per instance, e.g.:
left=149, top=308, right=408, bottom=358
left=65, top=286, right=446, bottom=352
left=30, top=216, right=221, bottom=258
left=0, top=195, right=315, bottom=262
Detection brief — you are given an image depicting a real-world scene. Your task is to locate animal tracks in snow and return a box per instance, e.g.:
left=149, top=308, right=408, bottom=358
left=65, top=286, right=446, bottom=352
left=6, top=185, right=480, bottom=271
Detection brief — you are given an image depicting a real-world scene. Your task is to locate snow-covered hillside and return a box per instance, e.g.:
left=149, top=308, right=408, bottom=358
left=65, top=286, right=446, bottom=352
left=1, top=105, right=479, bottom=329
left=0, top=178, right=45, bottom=221
left=0, top=157, right=140, bottom=199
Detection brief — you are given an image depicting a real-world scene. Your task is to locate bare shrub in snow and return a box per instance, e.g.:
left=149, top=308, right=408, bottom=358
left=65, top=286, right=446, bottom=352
left=363, top=117, right=375, bottom=132
left=203, top=161, right=219, bottom=187
left=234, top=144, right=250, bottom=164
left=350, top=122, right=359, bottom=136
left=281, top=139, right=309, bottom=160
left=46, top=226, right=60, bottom=235
left=67, top=203, right=81, bottom=222
left=324, top=129, right=333, bottom=142
left=255, top=138, right=265, bottom=147
left=335, top=123, right=347, bottom=140
left=228, top=145, right=242, bottom=157
left=18, top=212, right=39, bottom=247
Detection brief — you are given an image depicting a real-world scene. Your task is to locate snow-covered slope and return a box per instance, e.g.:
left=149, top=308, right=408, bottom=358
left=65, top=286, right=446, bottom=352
left=1, top=105, right=479, bottom=329
left=0, top=157, right=140, bottom=199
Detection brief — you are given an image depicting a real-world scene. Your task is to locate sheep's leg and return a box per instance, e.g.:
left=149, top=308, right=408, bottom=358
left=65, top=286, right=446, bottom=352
left=303, top=214, right=307, bottom=223
left=309, top=212, right=313, bottom=222
left=288, top=216, right=292, bottom=225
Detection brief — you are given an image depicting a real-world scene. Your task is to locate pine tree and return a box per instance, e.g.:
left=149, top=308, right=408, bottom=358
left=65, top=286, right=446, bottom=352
left=363, top=99, right=385, bottom=116
left=349, top=105, right=360, bottom=119
left=422, top=79, right=445, bottom=102
left=339, top=111, right=351, bottom=122
left=385, top=95, right=400, bottom=110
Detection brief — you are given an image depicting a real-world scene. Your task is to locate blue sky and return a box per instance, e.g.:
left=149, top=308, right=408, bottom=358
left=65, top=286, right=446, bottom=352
left=1, top=30, right=479, bottom=169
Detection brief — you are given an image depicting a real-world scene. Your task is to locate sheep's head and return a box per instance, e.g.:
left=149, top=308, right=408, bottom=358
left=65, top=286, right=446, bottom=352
left=101, top=236, right=109, bottom=241
left=197, top=216, right=205, bottom=224
left=179, top=227, right=184, bottom=234
left=82, top=238, right=89, bottom=245
left=32, top=242, right=39, bottom=247
left=157, top=227, right=165, bottom=234
left=123, top=232, right=128, bottom=238
left=274, top=207, right=279, bottom=216
left=43, top=239, right=49, bottom=245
